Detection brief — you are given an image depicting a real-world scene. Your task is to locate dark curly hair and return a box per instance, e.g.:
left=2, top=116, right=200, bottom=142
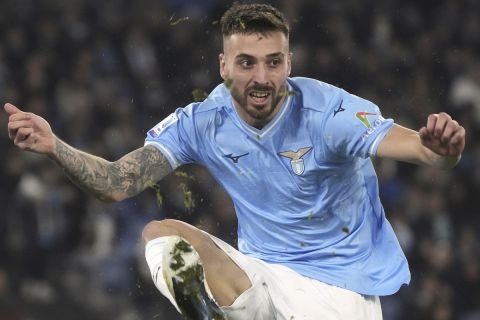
left=220, top=2, right=290, bottom=38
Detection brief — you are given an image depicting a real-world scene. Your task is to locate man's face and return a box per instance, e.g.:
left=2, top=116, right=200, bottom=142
left=219, top=31, right=291, bottom=128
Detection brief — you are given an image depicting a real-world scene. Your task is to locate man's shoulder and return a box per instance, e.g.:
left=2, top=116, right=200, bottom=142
left=289, top=76, right=335, bottom=88
left=180, top=84, right=230, bottom=118
left=175, top=84, right=228, bottom=118
left=190, top=83, right=230, bottom=114
left=288, top=77, right=343, bottom=113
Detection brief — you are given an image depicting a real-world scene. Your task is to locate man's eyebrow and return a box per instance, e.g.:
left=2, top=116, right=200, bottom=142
left=234, top=53, right=255, bottom=60
left=266, top=52, right=284, bottom=58
left=234, top=52, right=285, bottom=60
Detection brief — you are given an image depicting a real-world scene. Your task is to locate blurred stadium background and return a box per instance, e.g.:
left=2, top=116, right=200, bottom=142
left=0, top=0, right=479, bottom=319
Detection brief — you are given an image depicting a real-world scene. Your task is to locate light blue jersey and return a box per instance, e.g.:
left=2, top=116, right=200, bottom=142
left=145, top=77, right=410, bottom=296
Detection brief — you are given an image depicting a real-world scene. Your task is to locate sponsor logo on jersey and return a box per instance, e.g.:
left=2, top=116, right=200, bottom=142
left=279, top=147, right=312, bottom=175
left=333, top=99, right=345, bottom=117
left=148, top=113, right=178, bottom=138
left=224, top=152, right=249, bottom=163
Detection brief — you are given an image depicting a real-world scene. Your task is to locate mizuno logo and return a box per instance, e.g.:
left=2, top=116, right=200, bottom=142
left=355, top=111, right=377, bottom=128
left=333, top=99, right=345, bottom=117
left=224, top=153, right=249, bottom=163
left=279, top=147, right=312, bottom=175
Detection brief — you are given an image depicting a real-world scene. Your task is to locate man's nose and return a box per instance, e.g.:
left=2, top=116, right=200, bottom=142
left=252, top=64, right=268, bottom=84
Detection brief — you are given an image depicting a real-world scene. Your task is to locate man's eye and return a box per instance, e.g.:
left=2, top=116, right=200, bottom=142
left=240, top=60, right=253, bottom=68
left=269, top=58, right=282, bottom=67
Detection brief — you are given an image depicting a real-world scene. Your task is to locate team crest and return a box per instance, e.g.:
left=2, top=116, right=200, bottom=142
left=279, top=147, right=313, bottom=175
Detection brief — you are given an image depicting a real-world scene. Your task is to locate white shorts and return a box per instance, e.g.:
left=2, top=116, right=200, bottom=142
left=207, top=234, right=383, bottom=320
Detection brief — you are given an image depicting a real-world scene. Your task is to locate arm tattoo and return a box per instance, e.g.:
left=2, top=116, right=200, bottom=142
left=51, top=139, right=172, bottom=201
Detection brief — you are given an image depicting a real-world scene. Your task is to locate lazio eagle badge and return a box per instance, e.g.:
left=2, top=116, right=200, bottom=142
left=279, top=147, right=313, bottom=175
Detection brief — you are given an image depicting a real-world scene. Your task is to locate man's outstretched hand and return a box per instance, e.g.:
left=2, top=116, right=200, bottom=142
left=5, top=103, right=56, bottom=155
left=419, top=112, right=465, bottom=160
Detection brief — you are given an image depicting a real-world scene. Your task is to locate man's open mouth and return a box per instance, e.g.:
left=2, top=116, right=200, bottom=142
left=249, top=91, right=271, bottom=104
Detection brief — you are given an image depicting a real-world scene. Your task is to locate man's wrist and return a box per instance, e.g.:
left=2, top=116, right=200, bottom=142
left=47, top=136, right=61, bottom=161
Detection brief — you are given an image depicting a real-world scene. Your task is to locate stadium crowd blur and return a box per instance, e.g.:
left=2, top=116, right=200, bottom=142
left=0, top=0, right=479, bottom=319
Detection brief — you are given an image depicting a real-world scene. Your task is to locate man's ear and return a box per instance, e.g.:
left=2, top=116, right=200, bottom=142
left=287, top=52, right=292, bottom=76
left=219, top=53, right=227, bottom=80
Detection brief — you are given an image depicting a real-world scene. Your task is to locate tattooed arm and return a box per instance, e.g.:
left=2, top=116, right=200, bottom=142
left=52, top=141, right=171, bottom=201
left=5, top=103, right=172, bottom=201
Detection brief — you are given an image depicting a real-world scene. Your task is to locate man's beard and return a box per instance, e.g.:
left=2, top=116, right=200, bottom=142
left=230, top=83, right=285, bottom=121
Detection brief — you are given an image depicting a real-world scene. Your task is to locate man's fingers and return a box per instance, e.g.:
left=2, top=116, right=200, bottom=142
left=425, top=113, right=455, bottom=140
left=7, top=119, right=33, bottom=139
left=426, top=114, right=438, bottom=134
left=14, top=127, right=34, bottom=145
left=4, top=103, right=22, bottom=115
left=419, top=126, right=428, bottom=137
left=16, top=139, right=36, bottom=150
left=9, top=112, right=32, bottom=122
left=422, top=112, right=465, bottom=158
left=8, top=119, right=32, bottom=132
left=441, top=120, right=459, bottom=143
left=433, top=113, right=451, bottom=139
left=419, top=126, right=434, bottom=142
left=449, top=126, right=466, bottom=148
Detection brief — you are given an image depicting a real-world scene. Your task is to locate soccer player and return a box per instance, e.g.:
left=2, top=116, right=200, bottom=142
left=5, top=3, right=465, bottom=320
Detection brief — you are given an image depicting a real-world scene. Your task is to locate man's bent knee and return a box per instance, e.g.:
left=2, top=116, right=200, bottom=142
left=142, top=219, right=186, bottom=243
left=142, top=219, right=252, bottom=307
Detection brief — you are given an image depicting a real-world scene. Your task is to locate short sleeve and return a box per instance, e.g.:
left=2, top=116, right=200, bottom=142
left=144, top=104, right=201, bottom=169
left=323, top=90, right=394, bottom=159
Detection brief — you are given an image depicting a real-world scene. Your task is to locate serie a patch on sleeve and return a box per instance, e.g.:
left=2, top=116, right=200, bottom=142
left=148, top=113, right=178, bottom=138
left=356, top=112, right=387, bottom=141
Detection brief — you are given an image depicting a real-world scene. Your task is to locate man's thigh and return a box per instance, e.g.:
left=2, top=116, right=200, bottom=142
left=265, top=264, right=383, bottom=320
left=206, top=234, right=383, bottom=320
